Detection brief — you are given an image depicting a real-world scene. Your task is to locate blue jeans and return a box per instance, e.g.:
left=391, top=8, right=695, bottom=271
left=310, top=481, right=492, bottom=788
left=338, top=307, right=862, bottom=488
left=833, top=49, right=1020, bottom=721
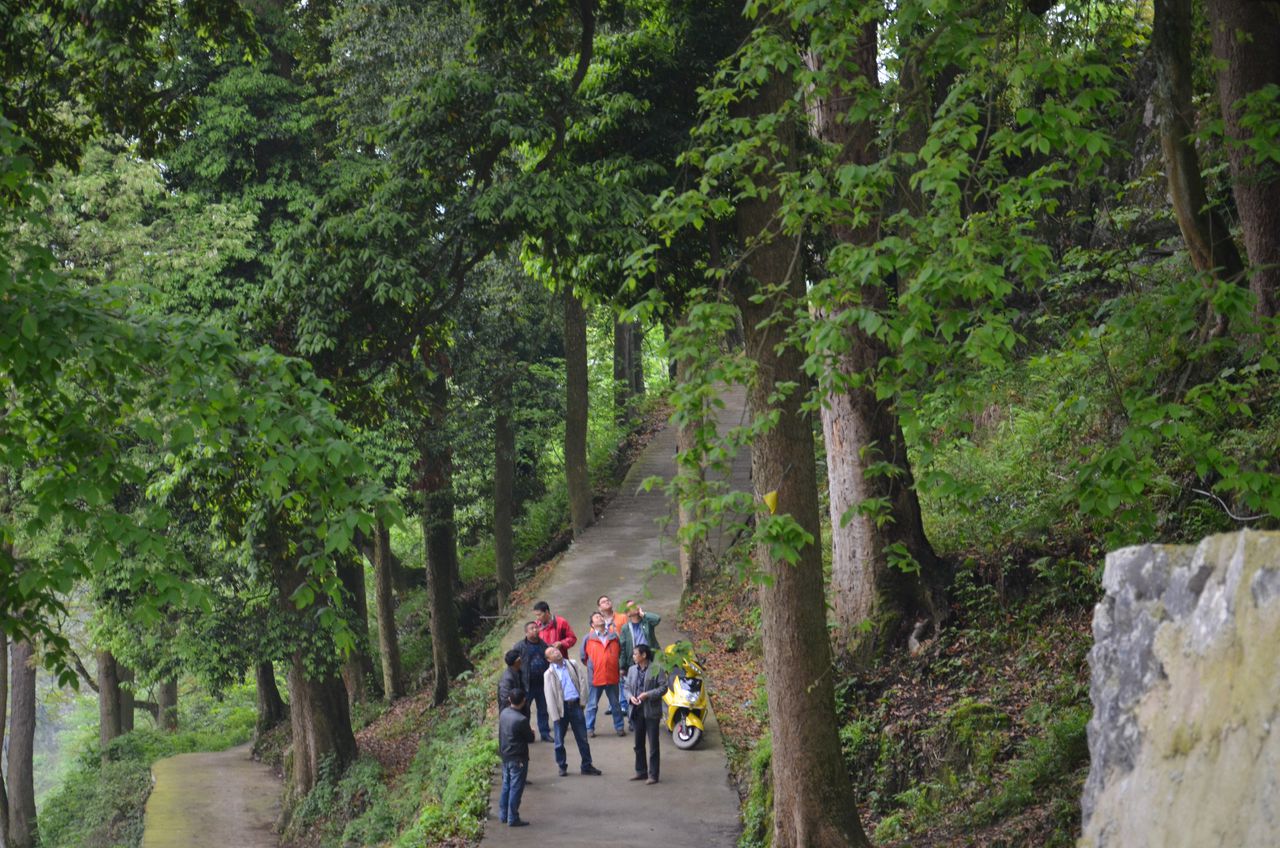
left=553, top=700, right=593, bottom=770
left=586, top=681, right=623, bottom=732
left=498, top=759, right=528, bottom=823
left=530, top=685, right=551, bottom=738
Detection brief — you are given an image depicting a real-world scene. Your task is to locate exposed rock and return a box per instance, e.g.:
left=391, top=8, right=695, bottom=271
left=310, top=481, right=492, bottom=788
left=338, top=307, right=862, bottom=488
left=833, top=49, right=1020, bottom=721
left=1081, top=531, right=1280, bottom=848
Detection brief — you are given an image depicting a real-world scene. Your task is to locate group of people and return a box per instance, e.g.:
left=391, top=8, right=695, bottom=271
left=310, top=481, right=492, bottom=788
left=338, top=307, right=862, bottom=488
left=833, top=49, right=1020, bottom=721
left=495, top=595, right=668, bottom=828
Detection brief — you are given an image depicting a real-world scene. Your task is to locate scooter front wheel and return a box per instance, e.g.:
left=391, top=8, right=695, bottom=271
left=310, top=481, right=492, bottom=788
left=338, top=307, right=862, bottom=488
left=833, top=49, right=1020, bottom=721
left=673, top=718, right=703, bottom=749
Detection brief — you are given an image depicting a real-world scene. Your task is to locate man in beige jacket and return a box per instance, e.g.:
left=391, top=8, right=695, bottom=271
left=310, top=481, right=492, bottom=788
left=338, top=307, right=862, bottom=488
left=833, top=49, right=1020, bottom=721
left=542, top=646, right=601, bottom=777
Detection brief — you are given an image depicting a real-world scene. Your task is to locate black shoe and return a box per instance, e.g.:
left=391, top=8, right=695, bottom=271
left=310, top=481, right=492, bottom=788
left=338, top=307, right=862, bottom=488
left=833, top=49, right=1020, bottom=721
left=509, top=818, right=529, bottom=827
left=630, top=772, right=648, bottom=781
left=541, top=734, right=554, bottom=743
left=604, top=708, right=613, bottom=715
left=581, top=765, right=602, bottom=775
left=558, top=766, right=568, bottom=777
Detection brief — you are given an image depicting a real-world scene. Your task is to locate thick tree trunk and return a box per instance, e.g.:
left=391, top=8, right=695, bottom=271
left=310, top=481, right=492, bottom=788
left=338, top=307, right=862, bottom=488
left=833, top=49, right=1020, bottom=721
left=119, top=665, right=135, bottom=732
left=286, top=656, right=356, bottom=796
left=494, top=405, right=517, bottom=610
left=807, top=28, right=945, bottom=664
left=338, top=556, right=375, bottom=706
left=0, top=635, right=8, bottom=846
left=98, top=650, right=122, bottom=751
left=732, top=69, right=871, bottom=848
left=7, top=640, right=37, bottom=848
left=255, top=661, right=289, bottom=736
left=1207, top=0, right=1280, bottom=318
left=1153, top=0, right=1245, bottom=288
left=421, top=370, right=473, bottom=705
left=371, top=522, right=404, bottom=701
left=357, top=528, right=423, bottom=593
left=564, top=287, right=593, bottom=537
left=157, top=679, right=179, bottom=731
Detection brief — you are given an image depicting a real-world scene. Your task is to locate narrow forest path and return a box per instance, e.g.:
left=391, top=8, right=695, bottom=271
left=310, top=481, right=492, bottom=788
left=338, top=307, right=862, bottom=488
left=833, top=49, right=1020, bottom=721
left=482, top=387, right=750, bottom=846
left=140, top=743, right=281, bottom=848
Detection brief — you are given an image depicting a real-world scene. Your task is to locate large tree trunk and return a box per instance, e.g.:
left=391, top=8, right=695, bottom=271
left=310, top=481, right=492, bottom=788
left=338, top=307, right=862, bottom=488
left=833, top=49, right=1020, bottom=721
left=98, top=650, right=122, bottom=751
left=371, top=522, right=404, bottom=701
left=285, top=657, right=356, bottom=796
left=0, top=635, right=10, bottom=845
left=255, top=661, right=289, bottom=736
left=629, top=322, right=645, bottom=399
left=1206, top=0, right=1280, bottom=318
left=7, top=640, right=37, bottom=848
left=119, top=665, right=135, bottom=733
left=338, top=556, right=375, bottom=706
left=494, top=404, right=517, bottom=610
left=1153, top=0, right=1245, bottom=289
left=807, top=25, right=945, bottom=665
left=157, top=679, right=179, bottom=731
left=564, top=287, right=593, bottom=537
left=732, top=68, right=871, bottom=848
left=421, top=369, right=472, bottom=705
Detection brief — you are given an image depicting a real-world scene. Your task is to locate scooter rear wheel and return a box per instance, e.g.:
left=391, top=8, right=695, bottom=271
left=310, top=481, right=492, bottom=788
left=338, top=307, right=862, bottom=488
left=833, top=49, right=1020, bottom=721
left=673, top=718, right=703, bottom=749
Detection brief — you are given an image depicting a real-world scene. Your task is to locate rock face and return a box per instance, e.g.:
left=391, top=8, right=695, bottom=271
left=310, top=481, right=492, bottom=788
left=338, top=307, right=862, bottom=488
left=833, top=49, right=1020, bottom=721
left=1081, top=531, right=1280, bottom=848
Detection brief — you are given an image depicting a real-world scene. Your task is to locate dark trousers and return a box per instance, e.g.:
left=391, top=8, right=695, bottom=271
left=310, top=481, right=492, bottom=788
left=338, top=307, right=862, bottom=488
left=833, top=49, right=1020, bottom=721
left=553, top=700, right=593, bottom=770
left=498, top=759, right=528, bottom=823
left=632, top=708, right=660, bottom=779
left=530, top=684, right=551, bottom=738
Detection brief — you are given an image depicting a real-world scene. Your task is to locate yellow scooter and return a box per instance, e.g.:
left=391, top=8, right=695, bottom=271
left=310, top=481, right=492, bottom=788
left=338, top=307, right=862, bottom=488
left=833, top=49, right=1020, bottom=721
left=661, top=649, right=709, bottom=749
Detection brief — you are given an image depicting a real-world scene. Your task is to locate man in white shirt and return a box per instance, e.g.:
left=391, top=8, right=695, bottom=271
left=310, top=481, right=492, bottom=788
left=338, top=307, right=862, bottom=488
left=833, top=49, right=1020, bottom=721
left=542, top=646, right=602, bottom=777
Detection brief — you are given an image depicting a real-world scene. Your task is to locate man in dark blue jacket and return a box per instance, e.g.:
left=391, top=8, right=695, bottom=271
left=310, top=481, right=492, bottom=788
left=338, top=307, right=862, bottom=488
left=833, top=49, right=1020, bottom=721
left=498, top=689, right=534, bottom=827
left=512, top=621, right=553, bottom=741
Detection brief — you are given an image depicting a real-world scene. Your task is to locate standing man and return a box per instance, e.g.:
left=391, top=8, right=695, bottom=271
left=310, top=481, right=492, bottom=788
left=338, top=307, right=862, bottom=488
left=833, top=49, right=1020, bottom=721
left=626, top=645, right=669, bottom=785
left=542, top=646, right=602, bottom=777
left=497, top=649, right=527, bottom=714
left=618, top=602, right=662, bottom=727
left=498, top=689, right=534, bottom=827
left=581, top=612, right=624, bottom=737
left=597, top=594, right=628, bottom=710
left=512, top=621, right=553, bottom=741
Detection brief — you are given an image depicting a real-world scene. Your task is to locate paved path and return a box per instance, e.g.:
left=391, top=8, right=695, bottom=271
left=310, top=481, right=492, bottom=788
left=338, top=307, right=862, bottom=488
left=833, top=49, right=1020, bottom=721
left=482, top=388, right=750, bottom=846
left=141, top=743, right=280, bottom=848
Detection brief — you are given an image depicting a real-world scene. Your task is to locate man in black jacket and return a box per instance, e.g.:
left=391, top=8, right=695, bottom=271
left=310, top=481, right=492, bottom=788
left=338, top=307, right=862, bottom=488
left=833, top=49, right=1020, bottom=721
left=498, top=689, right=534, bottom=827
left=512, top=621, right=553, bottom=741
left=625, top=645, right=670, bottom=785
left=497, top=649, right=527, bottom=715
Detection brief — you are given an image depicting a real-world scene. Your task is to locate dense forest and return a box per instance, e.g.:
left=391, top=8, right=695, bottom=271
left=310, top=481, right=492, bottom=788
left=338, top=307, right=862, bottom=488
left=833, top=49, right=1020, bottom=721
left=2, top=0, right=1278, bottom=846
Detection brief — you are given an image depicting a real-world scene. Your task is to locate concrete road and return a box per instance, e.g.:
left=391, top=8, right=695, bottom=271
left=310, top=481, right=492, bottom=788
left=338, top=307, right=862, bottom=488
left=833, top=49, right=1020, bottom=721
left=141, top=743, right=280, bottom=848
left=482, top=388, right=750, bottom=846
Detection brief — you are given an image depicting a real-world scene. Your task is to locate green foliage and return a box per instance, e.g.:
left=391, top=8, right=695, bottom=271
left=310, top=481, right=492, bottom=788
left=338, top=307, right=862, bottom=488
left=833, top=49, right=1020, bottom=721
left=972, top=705, right=1091, bottom=823
left=738, top=734, right=773, bottom=848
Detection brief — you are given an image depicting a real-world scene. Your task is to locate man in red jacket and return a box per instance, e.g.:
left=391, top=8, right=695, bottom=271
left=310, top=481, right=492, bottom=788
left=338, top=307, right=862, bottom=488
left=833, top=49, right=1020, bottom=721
left=533, top=601, right=576, bottom=654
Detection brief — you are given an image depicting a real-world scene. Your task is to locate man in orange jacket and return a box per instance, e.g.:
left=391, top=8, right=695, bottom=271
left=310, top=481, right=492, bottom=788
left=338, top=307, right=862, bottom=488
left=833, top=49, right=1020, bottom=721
left=581, top=612, right=625, bottom=737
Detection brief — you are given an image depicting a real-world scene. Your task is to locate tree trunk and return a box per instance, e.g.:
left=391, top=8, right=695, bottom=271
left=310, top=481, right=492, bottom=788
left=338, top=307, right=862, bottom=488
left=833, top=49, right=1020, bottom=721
left=565, top=287, right=593, bottom=537
left=119, top=665, right=135, bottom=733
left=421, top=369, right=473, bottom=705
left=674, top=326, right=709, bottom=594
left=98, top=650, right=122, bottom=751
left=732, top=68, right=872, bottom=848
left=1207, top=0, right=1280, bottom=318
left=7, top=640, right=37, bottom=848
left=338, top=556, right=375, bottom=706
left=371, top=522, right=405, bottom=701
left=807, top=27, right=945, bottom=665
left=0, top=634, right=10, bottom=846
left=1153, top=0, right=1245, bottom=289
left=157, top=679, right=179, bottom=731
left=255, top=661, right=289, bottom=736
left=613, top=319, right=634, bottom=426
left=285, top=656, right=356, bottom=796
left=494, top=404, right=517, bottom=610
left=629, top=321, right=645, bottom=399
